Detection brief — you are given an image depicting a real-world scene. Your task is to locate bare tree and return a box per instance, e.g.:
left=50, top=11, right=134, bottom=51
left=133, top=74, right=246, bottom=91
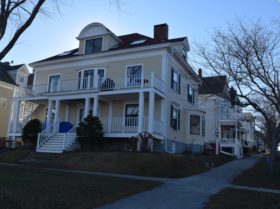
left=0, top=0, right=47, bottom=61
left=197, top=20, right=280, bottom=175
left=0, top=0, right=120, bottom=61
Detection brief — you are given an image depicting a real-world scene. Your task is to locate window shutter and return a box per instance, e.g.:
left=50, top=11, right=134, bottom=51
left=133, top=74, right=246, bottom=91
left=170, top=105, right=173, bottom=128
left=171, top=68, right=174, bottom=89
left=192, top=88, right=195, bottom=105
left=178, top=75, right=181, bottom=94
left=178, top=109, right=180, bottom=130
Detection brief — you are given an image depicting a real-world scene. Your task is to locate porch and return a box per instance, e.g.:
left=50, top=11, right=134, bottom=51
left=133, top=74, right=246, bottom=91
left=7, top=89, right=166, bottom=152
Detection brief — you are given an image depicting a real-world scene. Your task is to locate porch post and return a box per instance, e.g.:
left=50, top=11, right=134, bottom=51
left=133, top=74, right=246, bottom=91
left=93, top=95, right=99, bottom=116
left=12, top=99, right=20, bottom=147
left=148, top=91, right=155, bottom=133
left=54, top=99, right=60, bottom=132
left=46, top=99, right=53, bottom=128
left=216, top=125, right=221, bottom=155
left=234, top=124, right=238, bottom=157
left=65, top=104, right=70, bottom=121
left=6, top=100, right=14, bottom=139
left=108, top=102, right=112, bottom=132
left=84, top=97, right=90, bottom=118
left=138, top=91, right=144, bottom=133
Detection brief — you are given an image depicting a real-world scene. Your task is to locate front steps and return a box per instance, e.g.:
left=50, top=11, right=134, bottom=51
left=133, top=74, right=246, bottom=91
left=36, top=133, right=76, bottom=153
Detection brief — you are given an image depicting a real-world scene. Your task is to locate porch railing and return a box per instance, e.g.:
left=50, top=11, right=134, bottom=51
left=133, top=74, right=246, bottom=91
left=62, top=125, right=76, bottom=150
left=18, top=72, right=164, bottom=97
left=36, top=121, right=58, bottom=150
left=100, top=117, right=163, bottom=135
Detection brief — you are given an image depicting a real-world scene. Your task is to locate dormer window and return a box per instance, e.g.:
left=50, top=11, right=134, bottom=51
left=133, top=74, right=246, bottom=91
left=85, top=38, right=102, bottom=54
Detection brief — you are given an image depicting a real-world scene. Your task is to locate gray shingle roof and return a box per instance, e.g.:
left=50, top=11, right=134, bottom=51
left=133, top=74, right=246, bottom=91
left=198, top=75, right=227, bottom=96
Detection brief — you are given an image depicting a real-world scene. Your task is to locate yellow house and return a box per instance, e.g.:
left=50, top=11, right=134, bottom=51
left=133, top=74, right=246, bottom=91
left=0, top=62, right=30, bottom=139
left=7, top=23, right=205, bottom=153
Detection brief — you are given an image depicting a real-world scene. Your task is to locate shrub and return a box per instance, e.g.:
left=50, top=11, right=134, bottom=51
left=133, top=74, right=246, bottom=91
left=76, top=115, right=104, bottom=150
left=22, top=119, right=42, bottom=145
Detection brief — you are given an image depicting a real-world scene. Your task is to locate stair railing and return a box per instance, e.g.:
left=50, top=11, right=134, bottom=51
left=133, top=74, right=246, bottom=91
left=36, top=121, right=59, bottom=150
left=62, top=126, right=76, bottom=150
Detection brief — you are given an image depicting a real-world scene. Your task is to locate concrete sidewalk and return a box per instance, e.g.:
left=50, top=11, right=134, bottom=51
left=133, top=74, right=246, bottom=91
left=97, top=155, right=261, bottom=209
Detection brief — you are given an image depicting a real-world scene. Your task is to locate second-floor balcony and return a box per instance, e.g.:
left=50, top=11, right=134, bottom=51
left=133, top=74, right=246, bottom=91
left=17, top=72, right=164, bottom=98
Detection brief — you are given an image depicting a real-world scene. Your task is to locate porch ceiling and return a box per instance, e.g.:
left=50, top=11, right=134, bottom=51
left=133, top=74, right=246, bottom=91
left=101, top=92, right=161, bottom=101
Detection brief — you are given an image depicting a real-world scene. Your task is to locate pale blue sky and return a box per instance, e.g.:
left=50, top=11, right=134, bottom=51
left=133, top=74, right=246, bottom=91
left=3, top=0, right=280, bottom=69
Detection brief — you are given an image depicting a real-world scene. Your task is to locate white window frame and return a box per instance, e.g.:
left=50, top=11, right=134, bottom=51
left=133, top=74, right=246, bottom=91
left=125, top=64, right=143, bottom=87
left=84, top=37, right=103, bottom=54
left=77, top=67, right=106, bottom=89
left=189, top=114, right=201, bottom=136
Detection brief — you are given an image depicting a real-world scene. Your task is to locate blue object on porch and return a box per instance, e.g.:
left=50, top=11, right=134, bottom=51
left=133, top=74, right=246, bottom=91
left=59, top=121, right=73, bottom=133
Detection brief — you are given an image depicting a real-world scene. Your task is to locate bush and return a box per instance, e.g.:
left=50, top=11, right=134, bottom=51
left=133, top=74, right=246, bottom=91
left=22, top=119, right=42, bottom=145
left=76, top=115, right=104, bottom=150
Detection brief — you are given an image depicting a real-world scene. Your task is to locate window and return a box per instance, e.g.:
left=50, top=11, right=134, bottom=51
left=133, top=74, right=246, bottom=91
left=202, top=116, right=205, bottom=136
left=48, top=75, right=60, bottom=92
left=170, top=105, right=180, bottom=130
left=85, top=38, right=102, bottom=54
left=78, top=68, right=105, bottom=90
left=125, top=104, right=139, bottom=126
left=187, top=84, right=195, bottom=104
left=182, top=49, right=187, bottom=60
left=171, top=69, right=180, bottom=94
left=0, top=98, right=7, bottom=109
left=190, top=115, right=200, bottom=135
left=126, top=65, right=142, bottom=87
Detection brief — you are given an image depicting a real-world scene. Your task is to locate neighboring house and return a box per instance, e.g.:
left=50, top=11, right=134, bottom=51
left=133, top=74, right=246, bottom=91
left=0, top=62, right=30, bottom=139
left=7, top=22, right=205, bottom=153
left=198, top=70, right=254, bottom=158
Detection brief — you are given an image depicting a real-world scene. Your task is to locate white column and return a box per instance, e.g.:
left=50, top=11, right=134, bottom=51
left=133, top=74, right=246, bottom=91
left=54, top=99, right=60, bottom=132
left=93, top=95, right=99, bottom=116
left=46, top=99, right=53, bottom=128
left=65, top=104, right=70, bottom=121
left=216, top=125, right=221, bottom=155
left=108, top=102, right=112, bottom=132
left=84, top=97, right=90, bottom=118
left=148, top=91, right=155, bottom=133
left=12, top=99, right=20, bottom=133
left=138, top=92, right=144, bottom=133
left=234, top=124, right=238, bottom=157
left=6, top=100, right=14, bottom=138
left=12, top=99, right=20, bottom=147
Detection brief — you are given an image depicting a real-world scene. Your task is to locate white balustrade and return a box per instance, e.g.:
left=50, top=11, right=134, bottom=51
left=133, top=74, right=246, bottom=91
left=16, top=73, right=164, bottom=97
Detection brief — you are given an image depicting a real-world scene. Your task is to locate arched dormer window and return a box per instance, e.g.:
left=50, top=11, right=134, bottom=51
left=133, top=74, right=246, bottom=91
left=77, top=22, right=122, bottom=55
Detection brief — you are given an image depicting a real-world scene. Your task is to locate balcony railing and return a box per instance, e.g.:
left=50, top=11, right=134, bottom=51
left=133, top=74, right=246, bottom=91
left=17, top=72, right=164, bottom=97
left=100, top=117, right=164, bottom=135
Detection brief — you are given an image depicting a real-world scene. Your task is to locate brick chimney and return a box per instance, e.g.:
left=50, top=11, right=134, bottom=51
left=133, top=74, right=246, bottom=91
left=198, top=68, right=202, bottom=78
left=154, top=23, right=169, bottom=42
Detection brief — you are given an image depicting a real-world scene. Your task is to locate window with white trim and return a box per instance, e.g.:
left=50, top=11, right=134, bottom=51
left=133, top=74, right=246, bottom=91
left=171, top=69, right=180, bottom=94
left=85, top=38, right=102, bottom=54
left=190, top=115, right=200, bottom=135
left=126, top=65, right=142, bottom=87
left=170, top=105, right=180, bottom=130
left=187, top=84, right=195, bottom=104
left=125, top=104, right=139, bottom=126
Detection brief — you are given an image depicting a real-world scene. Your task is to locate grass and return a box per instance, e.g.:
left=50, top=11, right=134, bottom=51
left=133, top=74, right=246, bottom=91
left=44, top=152, right=234, bottom=178
left=0, top=150, right=31, bottom=163
left=233, top=158, right=280, bottom=190
left=204, top=188, right=280, bottom=209
left=0, top=150, right=235, bottom=178
left=0, top=166, right=160, bottom=209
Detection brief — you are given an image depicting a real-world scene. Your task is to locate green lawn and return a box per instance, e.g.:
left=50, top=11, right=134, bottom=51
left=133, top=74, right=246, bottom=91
left=233, top=158, right=280, bottom=190
left=0, top=166, right=160, bottom=209
left=204, top=188, right=280, bottom=209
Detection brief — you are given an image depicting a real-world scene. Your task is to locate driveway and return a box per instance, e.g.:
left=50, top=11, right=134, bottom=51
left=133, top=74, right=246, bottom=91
left=97, top=155, right=261, bottom=209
